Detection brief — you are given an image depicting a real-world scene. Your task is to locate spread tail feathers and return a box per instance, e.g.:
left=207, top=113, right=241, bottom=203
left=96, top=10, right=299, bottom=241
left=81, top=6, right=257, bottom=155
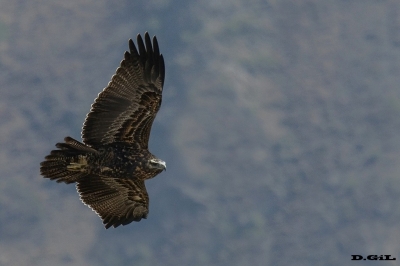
left=40, top=137, right=98, bottom=184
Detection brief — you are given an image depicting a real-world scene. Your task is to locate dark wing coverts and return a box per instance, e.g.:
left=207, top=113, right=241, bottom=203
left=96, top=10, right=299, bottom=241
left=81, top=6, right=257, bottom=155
left=77, top=176, right=149, bottom=229
left=82, top=32, right=165, bottom=148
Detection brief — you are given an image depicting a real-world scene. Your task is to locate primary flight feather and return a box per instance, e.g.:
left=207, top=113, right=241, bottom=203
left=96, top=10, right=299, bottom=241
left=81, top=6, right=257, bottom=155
left=40, top=32, right=166, bottom=229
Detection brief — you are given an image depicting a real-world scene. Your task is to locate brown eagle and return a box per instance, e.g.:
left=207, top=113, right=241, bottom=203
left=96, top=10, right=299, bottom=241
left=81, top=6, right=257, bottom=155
left=40, top=32, right=166, bottom=229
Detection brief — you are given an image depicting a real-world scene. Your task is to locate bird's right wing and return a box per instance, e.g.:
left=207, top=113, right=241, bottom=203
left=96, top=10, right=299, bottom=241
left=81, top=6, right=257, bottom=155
left=82, top=32, right=165, bottom=149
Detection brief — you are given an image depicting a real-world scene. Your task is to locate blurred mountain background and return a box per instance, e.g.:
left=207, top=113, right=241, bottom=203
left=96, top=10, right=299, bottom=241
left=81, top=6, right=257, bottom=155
left=1, top=0, right=400, bottom=265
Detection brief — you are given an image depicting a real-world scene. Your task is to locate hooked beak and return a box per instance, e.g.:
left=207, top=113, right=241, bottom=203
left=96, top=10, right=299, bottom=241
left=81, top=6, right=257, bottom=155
left=160, top=161, right=166, bottom=171
left=149, top=159, right=166, bottom=171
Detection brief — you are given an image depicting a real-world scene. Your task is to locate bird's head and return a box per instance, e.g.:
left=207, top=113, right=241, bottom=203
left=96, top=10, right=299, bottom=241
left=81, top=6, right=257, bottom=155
left=147, top=158, right=166, bottom=172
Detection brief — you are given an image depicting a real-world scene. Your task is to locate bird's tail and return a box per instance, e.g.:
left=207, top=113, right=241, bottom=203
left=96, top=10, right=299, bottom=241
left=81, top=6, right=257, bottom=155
left=40, top=136, right=98, bottom=184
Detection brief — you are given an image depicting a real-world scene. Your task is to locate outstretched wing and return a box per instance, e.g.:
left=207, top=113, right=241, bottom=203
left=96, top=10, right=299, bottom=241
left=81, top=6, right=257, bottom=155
left=82, top=32, right=165, bottom=148
left=76, top=175, right=149, bottom=229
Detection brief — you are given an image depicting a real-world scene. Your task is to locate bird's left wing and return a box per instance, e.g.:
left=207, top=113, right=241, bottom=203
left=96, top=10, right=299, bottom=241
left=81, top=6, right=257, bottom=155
left=76, top=175, right=149, bottom=229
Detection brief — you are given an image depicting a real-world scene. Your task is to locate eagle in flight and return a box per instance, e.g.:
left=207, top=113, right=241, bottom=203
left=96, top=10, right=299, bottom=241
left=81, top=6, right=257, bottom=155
left=40, top=32, right=166, bottom=229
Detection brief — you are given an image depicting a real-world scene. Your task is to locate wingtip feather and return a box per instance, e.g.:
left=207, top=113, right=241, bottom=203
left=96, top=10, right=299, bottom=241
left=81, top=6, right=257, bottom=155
left=137, top=33, right=146, bottom=57
left=152, top=36, right=160, bottom=56
left=144, top=32, right=153, bottom=57
left=128, top=39, right=138, bottom=56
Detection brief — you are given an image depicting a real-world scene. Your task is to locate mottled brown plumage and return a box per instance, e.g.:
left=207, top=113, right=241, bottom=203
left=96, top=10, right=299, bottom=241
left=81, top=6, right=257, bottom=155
left=40, top=32, right=166, bottom=229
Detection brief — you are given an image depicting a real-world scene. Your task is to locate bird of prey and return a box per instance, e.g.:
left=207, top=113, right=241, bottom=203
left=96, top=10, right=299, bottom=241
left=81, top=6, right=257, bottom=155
left=40, top=32, right=166, bottom=229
